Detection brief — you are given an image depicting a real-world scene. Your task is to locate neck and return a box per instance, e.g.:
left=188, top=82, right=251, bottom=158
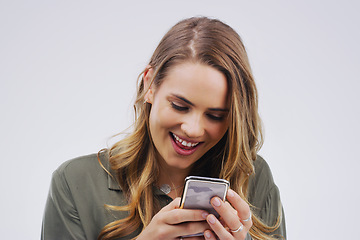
left=158, top=167, right=188, bottom=188
left=157, top=160, right=191, bottom=198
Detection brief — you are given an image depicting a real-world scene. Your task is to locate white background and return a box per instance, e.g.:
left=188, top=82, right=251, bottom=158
left=1, top=0, right=359, bottom=239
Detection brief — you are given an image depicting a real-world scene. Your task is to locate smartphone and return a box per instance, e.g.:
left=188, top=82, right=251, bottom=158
left=179, top=176, right=230, bottom=237
left=180, top=176, right=230, bottom=217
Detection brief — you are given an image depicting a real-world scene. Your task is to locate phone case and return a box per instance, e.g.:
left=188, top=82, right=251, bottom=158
left=179, top=176, right=230, bottom=218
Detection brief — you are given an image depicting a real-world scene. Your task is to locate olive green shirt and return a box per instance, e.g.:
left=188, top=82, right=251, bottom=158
left=41, top=152, right=286, bottom=239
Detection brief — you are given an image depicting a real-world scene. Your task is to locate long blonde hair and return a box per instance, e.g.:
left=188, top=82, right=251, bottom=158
left=98, top=17, right=282, bottom=240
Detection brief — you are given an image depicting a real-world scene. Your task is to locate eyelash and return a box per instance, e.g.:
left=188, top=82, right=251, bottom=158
left=207, top=114, right=225, bottom=121
left=170, top=102, right=225, bottom=122
left=171, top=102, right=188, bottom=111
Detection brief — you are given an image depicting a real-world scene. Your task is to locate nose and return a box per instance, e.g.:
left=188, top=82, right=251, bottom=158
left=181, top=113, right=205, bottom=139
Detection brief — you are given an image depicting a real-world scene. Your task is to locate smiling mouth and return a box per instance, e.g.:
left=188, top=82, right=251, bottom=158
left=171, top=133, right=201, bottom=150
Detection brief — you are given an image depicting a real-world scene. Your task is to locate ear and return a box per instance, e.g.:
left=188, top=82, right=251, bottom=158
left=144, top=65, right=155, bottom=104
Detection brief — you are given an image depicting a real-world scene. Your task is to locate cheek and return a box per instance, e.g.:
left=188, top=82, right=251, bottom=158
left=207, top=122, right=229, bottom=140
left=150, top=105, right=179, bottom=131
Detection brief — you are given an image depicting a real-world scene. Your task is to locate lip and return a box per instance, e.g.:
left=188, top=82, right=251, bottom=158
left=170, top=132, right=202, bottom=156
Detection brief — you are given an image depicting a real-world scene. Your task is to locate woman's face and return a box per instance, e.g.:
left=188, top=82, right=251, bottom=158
left=146, top=62, right=229, bottom=171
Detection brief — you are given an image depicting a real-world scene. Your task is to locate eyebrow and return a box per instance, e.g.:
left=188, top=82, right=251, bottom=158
left=172, top=94, right=229, bottom=112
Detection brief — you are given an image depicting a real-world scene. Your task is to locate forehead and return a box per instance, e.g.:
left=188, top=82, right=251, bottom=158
left=156, top=62, right=229, bottom=108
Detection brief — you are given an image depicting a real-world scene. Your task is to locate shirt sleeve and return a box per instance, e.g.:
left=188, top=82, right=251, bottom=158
left=247, top=156, right=287, bottom=239
left=41, top=168, right=86, bottom=240
left=258, top=185, right=287, bottom=239
left=244, top=186, right=286, bottom=240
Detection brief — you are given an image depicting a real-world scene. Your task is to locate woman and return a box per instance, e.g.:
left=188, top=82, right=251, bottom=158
left=42, top=17, right=286, bottom=240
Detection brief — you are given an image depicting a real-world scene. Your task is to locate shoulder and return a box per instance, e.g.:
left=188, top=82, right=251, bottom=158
left=44, top=151, right=125, bottom=239
left=52, top=151, right=110, bottom=190
left=252, top=155, right=275, bottom=186
left=247, top=155, right=279, bottom=208
left=55, top=153, right=100, bottom=175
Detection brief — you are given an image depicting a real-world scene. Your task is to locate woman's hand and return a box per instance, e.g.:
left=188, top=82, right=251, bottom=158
left=137, top=197, right=210, bottom=240
left=203, top=189, right=253, bottom=240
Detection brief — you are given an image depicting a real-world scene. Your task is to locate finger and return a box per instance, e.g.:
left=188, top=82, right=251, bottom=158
left=156, top=198, right=208, bottom=226
left=183, top=237, right=206, bottom=240
left=174, top=221, right=209, bottom=239
left=206, top=214, right=233, bottom=240
left=166, top=208, right=209, bottom=225
left=160, top=197, right=182, bottom=212
left=224, top=201, right=238, bottom=216
left=226, top=189, right=252, bottom=228
left=203, top=230, right=217, bottom=240
left=181, top=235, right=207, bottom=240
left=210, top=196, right=243, bottom=234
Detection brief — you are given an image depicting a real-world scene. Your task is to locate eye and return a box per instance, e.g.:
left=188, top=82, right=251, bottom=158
left=206, top=113, right=226, bottom=122
left=171, top=102, right=189, bottom=112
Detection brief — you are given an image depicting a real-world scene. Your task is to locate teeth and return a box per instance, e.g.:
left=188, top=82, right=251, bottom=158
left=172, top=133, right=199, bottom=147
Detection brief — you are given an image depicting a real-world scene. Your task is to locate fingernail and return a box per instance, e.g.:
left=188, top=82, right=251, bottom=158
left=227, top=189, right=234, bottom=197
left=204, top=231, right=211, bottom=238
left=212, top=197, right=221, bottom=207
left=208, top=215, right=216, bottom=224
left=202, top=211, right=209, bottom=219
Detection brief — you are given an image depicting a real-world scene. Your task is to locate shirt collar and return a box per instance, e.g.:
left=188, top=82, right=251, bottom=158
left=99, top=149, right=174, bottom=197
left=98, top=149, right=122, bottom=191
